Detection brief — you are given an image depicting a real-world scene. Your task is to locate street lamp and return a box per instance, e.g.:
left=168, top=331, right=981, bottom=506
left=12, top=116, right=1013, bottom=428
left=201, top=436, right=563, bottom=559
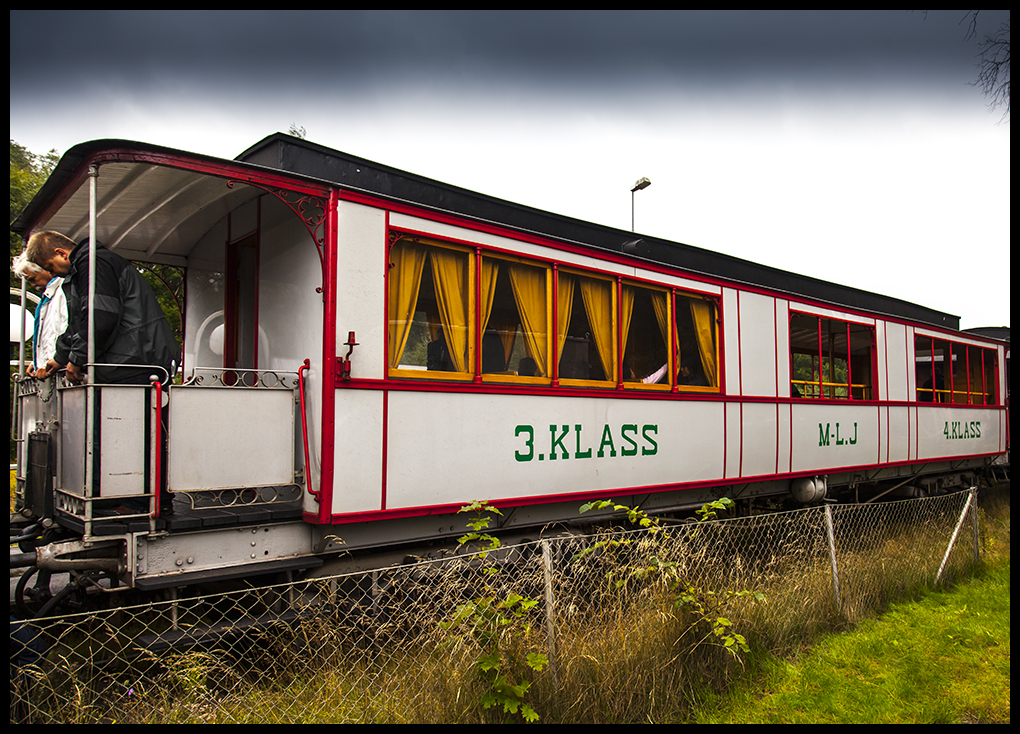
left=630, top=177, right=651, bottom=232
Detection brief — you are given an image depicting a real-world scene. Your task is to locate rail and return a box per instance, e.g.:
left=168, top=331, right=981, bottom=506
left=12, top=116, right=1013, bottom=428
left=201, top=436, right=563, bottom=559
left=791, top=378, right=871, bottom=399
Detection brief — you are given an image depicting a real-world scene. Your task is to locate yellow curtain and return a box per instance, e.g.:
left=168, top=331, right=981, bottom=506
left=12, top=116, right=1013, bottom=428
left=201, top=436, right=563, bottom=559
left=579, top=277, right=614, bottom=382
left=508, top=264, right=549, bottom=377
left=477, top=259, right=514, bottom=373
left=429, top=248, right=469, bottom=373
left=651, top=290, right=669, bottom=346
left=480, top=259, right=499, bottom=334
left=620, top=285, right=635, bottom=380
left=651, top=289, right=671, bottom=379
left=689, top=298, right=718, bottom=387
left=556, top=272, right=575, bottom=366
left=478, top=259, right=505, bottom=371
left=387, top=240, right=426, bottom=369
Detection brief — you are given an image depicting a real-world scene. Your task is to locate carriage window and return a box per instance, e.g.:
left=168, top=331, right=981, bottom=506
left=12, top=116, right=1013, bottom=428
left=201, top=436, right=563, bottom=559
left=388, top=236, right=471, bottom=377
left=675, top=293, right=719, bottom=390
left=914, top=336, right=948, bottom=403
left=970, top=346, right=998, bottom=405
left=481, top=257, right=550, bottom=381
left=790, top=314, right=873, bottom=399
left=956, top=344, right=997, bottom=405
left=915, top=336, right=997, bottom=404
left=557, top=272, right=615, bottom=384
left=622, top=284, right=671, bottom=387
left=387, top=231, right=725, bottom=393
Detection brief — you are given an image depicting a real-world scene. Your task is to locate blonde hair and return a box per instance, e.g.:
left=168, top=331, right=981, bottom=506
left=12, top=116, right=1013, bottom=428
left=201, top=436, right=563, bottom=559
left=25, top=230, right=76, bottom=265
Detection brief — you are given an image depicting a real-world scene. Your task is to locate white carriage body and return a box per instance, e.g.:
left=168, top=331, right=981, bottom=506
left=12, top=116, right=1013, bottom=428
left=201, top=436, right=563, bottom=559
left=11, top=135, right=1008, bottom=588
left=325, top=205, right=1006, bottom=521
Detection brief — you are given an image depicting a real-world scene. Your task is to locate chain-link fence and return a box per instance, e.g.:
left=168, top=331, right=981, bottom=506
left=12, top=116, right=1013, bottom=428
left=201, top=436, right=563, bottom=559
left=10, top=488, right=997, bottom=723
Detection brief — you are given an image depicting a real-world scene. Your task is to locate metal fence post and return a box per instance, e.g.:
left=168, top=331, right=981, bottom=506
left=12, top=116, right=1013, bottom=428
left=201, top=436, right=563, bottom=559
left=936, top=487, right=975, bottom=585
left=824, top=504, right=841, bottom=611
left=541, top=539, right=560, bottom=693
left=970, top=485, right=981, bottom=564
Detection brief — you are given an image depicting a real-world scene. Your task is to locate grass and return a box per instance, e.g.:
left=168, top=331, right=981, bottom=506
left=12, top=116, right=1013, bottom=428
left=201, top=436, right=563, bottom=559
left=690, top=490, right=1010, bottom=724
left=13, top=485, right=1010, bottom=724
left=690, top=559, right=1010, bottom=723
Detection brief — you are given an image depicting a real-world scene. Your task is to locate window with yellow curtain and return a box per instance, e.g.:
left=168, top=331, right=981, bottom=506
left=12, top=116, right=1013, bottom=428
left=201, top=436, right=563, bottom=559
left=622, top=283, right=671, bottom=387
left=557, top=272, right=615, bottom=384
left=676, top=294, right=719, bottom=391
left=481, top=256, right=551, bottom=381
left=387, top=235, right=472, bottom=377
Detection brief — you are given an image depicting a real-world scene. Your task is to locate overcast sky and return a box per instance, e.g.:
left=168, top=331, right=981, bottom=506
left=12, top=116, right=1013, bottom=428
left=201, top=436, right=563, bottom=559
left=10, top=10, right=1010, bottom=329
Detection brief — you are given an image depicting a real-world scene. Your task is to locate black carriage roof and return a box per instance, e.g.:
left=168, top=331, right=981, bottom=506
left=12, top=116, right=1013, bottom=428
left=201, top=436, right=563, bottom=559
left=238, top=134, right=960, bottom=331
left=14, top=134, right=960, bottom=331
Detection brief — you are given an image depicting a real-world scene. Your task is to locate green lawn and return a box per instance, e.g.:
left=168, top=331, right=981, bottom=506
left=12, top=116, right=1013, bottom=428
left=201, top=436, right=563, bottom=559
left=692, top=558, right=1010, bottom=723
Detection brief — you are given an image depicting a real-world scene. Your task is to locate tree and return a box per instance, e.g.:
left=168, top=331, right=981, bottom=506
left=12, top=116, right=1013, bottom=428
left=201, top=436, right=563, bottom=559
left=965, top=11, right=1010, bottom=121
left=10, top=140, right=59, bottom=288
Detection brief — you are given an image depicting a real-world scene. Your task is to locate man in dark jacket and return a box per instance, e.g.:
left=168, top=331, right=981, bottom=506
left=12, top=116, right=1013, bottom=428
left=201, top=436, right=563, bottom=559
left=26, top=230, right=179, bottom=514
left=26, top=231, right=179, bottom=385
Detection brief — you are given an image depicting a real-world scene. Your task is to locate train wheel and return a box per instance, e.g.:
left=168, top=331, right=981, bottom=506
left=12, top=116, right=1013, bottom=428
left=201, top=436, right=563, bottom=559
left=14, top=567, right=53, bottom=618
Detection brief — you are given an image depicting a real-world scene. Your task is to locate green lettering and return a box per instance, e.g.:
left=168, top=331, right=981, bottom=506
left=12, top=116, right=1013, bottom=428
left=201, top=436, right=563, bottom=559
left=549, top=424, right=570, bottom=460
left=515, top=425, right=534, bottom=462
left=574, top=424, right=592, bottom=459
left=641, top=424, right=658, bottom=456
left=597, top=425, right=617, bottom=458
left=819, top=423, right=831, bottom=447
left=942, top=421, right=981, bottom=440
left=621, top=424, right=638, bottom=456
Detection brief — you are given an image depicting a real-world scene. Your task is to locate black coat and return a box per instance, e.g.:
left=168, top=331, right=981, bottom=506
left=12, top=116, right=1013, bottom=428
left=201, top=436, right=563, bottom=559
left=53, top=240, right=179, bottom=384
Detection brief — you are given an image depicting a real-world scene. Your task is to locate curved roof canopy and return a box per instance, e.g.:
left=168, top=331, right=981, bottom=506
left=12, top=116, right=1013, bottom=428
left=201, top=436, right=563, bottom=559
left=11, top=139, right=331, bottom=268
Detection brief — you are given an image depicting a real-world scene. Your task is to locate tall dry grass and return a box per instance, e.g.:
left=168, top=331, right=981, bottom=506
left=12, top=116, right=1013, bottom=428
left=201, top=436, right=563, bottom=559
left=12, top=486, right=1008, bottom=724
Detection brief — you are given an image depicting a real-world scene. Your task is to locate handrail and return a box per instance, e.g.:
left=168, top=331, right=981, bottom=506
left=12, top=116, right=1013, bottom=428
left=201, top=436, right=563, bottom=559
left=152, top=378, right=163, bottom=518
left=298, top=359, right=318, bottom=504
left=66, top=362, right=172, bottom=385
left=181, top=366, right=298, bottom=388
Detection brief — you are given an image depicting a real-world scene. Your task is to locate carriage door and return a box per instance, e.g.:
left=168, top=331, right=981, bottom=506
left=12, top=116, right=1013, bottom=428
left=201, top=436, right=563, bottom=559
left=225, top=231, right=259, bottom=373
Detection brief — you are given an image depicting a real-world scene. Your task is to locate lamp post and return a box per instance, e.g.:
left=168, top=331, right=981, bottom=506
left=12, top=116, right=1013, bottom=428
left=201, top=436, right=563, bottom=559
left=630, top=177, right=650, bottom=232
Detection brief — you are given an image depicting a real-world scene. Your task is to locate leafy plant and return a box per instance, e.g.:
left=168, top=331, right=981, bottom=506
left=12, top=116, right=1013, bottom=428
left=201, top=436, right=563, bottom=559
left=696, top=497, right=735, bottom=523
left=440, top=501, right=548, bottom=722
left=455, top=500, right=504, bottom=574
left=579, top=497, right=764, bottom=661
left=673, top=585, right=766, bottom=658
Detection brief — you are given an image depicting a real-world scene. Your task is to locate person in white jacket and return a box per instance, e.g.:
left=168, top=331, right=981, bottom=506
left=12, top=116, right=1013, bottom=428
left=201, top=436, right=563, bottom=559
left=12, top=252, right=68, bottom=379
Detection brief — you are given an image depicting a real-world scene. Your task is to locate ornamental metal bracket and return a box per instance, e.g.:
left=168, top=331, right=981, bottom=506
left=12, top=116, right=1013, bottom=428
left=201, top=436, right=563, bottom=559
left=228, top=181, right=328, bottom=283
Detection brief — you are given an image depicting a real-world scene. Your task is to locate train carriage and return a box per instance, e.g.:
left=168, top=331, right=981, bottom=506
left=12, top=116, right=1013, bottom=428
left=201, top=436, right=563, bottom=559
left=10, top=134, right=1008, bottom=601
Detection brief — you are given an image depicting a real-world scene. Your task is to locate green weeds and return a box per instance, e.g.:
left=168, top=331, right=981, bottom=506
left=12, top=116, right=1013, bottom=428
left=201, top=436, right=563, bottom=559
left=579, top=497, right=766, bottom=663
left=440, top=501, right=548, bottom=722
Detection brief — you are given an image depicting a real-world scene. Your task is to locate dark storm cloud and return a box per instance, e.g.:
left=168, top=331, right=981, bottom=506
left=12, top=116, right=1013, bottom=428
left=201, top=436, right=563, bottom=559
left=10, top=10, right=1008, bottom=102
